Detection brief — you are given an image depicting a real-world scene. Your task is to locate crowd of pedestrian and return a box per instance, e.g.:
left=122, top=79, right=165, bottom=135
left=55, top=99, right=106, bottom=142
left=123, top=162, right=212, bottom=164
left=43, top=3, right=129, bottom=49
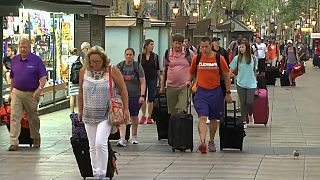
left=2, top=33, right=310, bottom=179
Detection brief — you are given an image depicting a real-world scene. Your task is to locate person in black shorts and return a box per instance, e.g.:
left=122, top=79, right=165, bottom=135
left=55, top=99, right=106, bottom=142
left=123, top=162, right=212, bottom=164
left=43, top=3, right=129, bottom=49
left=138, top=39, right=161, bottom=124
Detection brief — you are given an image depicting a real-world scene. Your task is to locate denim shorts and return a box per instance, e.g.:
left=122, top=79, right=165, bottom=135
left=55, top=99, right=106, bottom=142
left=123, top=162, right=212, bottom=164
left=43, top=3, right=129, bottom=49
left=129, top=96, right=141, bottom=117
left=193, top=86, right=224, bottom=120
left=145, top=79, right=157, bottom=102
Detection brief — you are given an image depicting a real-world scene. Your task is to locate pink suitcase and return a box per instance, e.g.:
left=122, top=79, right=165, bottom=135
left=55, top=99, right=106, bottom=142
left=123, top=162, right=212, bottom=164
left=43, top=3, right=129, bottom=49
left=253, top=88, right=269, bottom=126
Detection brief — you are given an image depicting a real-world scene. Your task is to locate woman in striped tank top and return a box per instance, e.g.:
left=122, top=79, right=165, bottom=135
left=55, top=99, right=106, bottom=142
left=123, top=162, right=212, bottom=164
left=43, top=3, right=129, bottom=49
left=78, top=46, right=129, bottom=178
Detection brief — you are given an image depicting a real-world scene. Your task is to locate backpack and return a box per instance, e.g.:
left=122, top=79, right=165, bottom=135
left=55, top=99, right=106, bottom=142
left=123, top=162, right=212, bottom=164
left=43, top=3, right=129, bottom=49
left=251, top=43, right=258, bottom=55
left=118, top=61, right=140, bottom=82
left=213, top=47, right=229, bottom=65
left=70, top=56, right=82, bottom=84
left=164, top=48, right=191, bottom=65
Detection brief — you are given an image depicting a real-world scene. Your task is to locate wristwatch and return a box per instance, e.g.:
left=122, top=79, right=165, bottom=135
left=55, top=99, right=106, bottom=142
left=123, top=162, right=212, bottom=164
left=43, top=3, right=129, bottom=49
left=226, top=90, right=231, bottom=95
left=141, top=95, right=145, bottom=98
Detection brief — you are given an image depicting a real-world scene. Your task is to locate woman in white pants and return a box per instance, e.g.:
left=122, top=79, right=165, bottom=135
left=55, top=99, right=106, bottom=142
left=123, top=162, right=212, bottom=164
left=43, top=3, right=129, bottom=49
left=78, top=46, right=129, bottom=178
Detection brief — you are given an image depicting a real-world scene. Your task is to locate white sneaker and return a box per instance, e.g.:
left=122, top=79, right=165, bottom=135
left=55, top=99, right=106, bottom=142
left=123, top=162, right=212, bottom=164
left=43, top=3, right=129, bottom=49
left=117, top=139, right=127, bottom=147
left=243, top=122, right=248, bottom=129
left=248, top=114, right=255, bottom=125
left=206, top=118, right=210, bottom=124
left=130, top=135, right=139, bottom=144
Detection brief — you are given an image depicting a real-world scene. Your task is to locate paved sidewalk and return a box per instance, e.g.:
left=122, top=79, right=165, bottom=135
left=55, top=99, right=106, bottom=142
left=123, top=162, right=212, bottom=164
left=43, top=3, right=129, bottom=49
left=1, top=61, right=320, bottom=180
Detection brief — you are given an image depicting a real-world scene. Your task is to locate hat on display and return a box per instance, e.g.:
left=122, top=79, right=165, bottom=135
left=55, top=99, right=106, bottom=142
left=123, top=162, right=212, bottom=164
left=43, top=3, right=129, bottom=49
left=212, top=37, right=221, bottom=41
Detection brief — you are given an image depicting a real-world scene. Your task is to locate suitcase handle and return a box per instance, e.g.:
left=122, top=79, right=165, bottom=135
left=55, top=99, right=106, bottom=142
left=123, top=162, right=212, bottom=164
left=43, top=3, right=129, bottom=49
left=187, top=87, right=191, bottom=114
left=224, top=100, right=237, bottom=119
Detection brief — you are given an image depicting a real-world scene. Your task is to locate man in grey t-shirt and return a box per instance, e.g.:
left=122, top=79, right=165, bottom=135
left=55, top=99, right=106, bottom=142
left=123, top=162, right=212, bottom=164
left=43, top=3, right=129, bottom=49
left=116, top=48, right=146, bottom=147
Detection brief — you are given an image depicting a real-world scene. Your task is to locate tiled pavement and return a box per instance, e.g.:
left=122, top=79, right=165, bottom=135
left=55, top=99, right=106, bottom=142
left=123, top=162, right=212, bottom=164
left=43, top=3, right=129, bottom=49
left=1, top=61, right=320, bottom=180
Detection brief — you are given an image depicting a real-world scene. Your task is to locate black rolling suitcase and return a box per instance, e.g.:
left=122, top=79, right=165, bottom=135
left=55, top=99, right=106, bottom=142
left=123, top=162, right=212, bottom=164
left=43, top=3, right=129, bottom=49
left=280, top=71, right=290, bottom=87
left=70, top=113, right=117, bottom=179
left=265, top=65, right=276, bottom=85
left=313, top=54, right=320, bottom=67
left=152, top=89, right=170, bottom=140
left=6, top=125, right=33, bottom=147
left=1, top=103, right=33, bottom=147
left=71, top=138, right=117, bottom=179
left=108, top=124, right=131, bottom=141
left=168, top=92, right=193, bottom=152
left=219, top=101, right=245, bottom=151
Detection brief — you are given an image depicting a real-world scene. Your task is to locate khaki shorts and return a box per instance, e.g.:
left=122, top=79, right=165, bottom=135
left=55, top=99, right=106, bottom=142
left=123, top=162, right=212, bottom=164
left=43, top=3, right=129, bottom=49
left=166, top=86, right=188, bottom=115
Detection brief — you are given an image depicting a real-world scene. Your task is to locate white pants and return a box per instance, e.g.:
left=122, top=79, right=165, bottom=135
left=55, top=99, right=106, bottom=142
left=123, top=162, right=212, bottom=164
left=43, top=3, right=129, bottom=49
left=85, top=120, right=111, bottom=178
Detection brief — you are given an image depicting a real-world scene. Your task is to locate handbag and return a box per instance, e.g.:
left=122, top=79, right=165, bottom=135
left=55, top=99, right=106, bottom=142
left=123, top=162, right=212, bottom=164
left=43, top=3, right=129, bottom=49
left=108, top=66, right=125, bottom=126
left=290, top=63, right=305, bottom=81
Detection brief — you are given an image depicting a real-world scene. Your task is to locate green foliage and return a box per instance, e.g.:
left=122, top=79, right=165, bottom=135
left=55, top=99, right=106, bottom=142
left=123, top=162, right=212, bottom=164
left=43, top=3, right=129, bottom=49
left=278, top=0, right=307, bottom=24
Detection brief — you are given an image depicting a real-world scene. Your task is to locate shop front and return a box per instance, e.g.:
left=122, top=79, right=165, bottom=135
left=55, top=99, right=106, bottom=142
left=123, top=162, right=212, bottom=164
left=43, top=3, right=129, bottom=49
left=1, top=0, right=111, bottom=114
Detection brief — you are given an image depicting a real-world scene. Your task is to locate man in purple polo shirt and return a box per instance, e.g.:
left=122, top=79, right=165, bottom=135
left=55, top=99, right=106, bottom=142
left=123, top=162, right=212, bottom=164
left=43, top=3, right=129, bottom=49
left=8, top=38, right=47, bottom=151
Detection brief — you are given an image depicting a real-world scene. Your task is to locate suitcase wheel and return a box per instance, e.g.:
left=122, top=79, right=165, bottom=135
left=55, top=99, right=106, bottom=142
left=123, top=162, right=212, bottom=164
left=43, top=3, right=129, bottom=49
left=220, top=147, right=223, bottom=151
left=180, top=149, right=186, bottom=152
left=29, top=144, right=32, bottom=147
left=172, top=148, right=175, bottom=152
left=264, top=124, right=267, bottom=126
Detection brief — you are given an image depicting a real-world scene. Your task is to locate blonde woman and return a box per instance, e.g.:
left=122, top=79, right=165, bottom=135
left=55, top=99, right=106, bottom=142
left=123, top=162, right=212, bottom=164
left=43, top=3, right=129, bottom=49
left=78, top=46, right=129, bottom=178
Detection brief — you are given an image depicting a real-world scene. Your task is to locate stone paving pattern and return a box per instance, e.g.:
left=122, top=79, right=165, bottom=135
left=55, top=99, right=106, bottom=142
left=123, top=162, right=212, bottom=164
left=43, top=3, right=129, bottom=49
left=0, top=62, right=320, bottom=180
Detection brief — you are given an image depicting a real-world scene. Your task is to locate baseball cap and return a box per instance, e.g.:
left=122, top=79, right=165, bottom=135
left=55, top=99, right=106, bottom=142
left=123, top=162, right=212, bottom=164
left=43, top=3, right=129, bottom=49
left=212, top=37, right=221, bottom=41
left=287, top=40, right=293, bottom=44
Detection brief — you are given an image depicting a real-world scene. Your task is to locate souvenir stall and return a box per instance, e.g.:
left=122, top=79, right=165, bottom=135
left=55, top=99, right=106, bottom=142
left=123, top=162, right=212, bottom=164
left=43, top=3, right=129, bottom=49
left=2, top=9, right=75, bottom=107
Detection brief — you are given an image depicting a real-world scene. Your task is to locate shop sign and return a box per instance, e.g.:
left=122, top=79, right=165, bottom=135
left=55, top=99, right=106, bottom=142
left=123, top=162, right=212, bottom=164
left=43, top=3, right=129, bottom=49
left=311, top=33, right=320, bottom=39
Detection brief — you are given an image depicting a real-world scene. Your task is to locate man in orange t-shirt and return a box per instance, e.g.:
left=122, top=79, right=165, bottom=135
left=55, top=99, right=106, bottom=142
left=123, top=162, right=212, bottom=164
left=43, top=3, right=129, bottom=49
left=267, top=37, right=279, bottom=67
left=188, top=37, right=232, bottom=154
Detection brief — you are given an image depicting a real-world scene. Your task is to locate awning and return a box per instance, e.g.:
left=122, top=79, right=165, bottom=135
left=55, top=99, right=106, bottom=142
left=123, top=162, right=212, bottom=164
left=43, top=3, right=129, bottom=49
left=0, top=0, right=111, bottom=16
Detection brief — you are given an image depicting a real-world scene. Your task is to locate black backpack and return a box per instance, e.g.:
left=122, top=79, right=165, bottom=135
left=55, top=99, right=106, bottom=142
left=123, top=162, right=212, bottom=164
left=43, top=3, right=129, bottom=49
left=70, top=56, right=82, bottom=84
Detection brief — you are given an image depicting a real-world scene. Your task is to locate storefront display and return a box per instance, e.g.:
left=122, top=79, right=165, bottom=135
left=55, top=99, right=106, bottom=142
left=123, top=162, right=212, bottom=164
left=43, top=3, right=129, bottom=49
left=2, top=9, right=75, bottom=106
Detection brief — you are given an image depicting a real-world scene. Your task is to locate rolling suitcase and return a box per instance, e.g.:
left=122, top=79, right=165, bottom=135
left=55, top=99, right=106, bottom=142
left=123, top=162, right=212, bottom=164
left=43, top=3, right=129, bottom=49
left=70, top=113, right=117, bottom=179
left=265, top=64, right=277, bottom=85
left=252, top=88, right=269, bottom=126
left=1, top=103, right=33, bottom=147
left=280, top=71, right=290, bottom=87
left=226, top=90, right=240, bottom=112
left=71, top=138, right=117, bottom=179
left=219, top=101, right=245, bottom=151
left=108, top=124, right=131, bottom=141
left=168, top=92, right=193, bottom=152
left=313, top=54, right=320, bottom=67
left=152, top=90, right=170, bottom=140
